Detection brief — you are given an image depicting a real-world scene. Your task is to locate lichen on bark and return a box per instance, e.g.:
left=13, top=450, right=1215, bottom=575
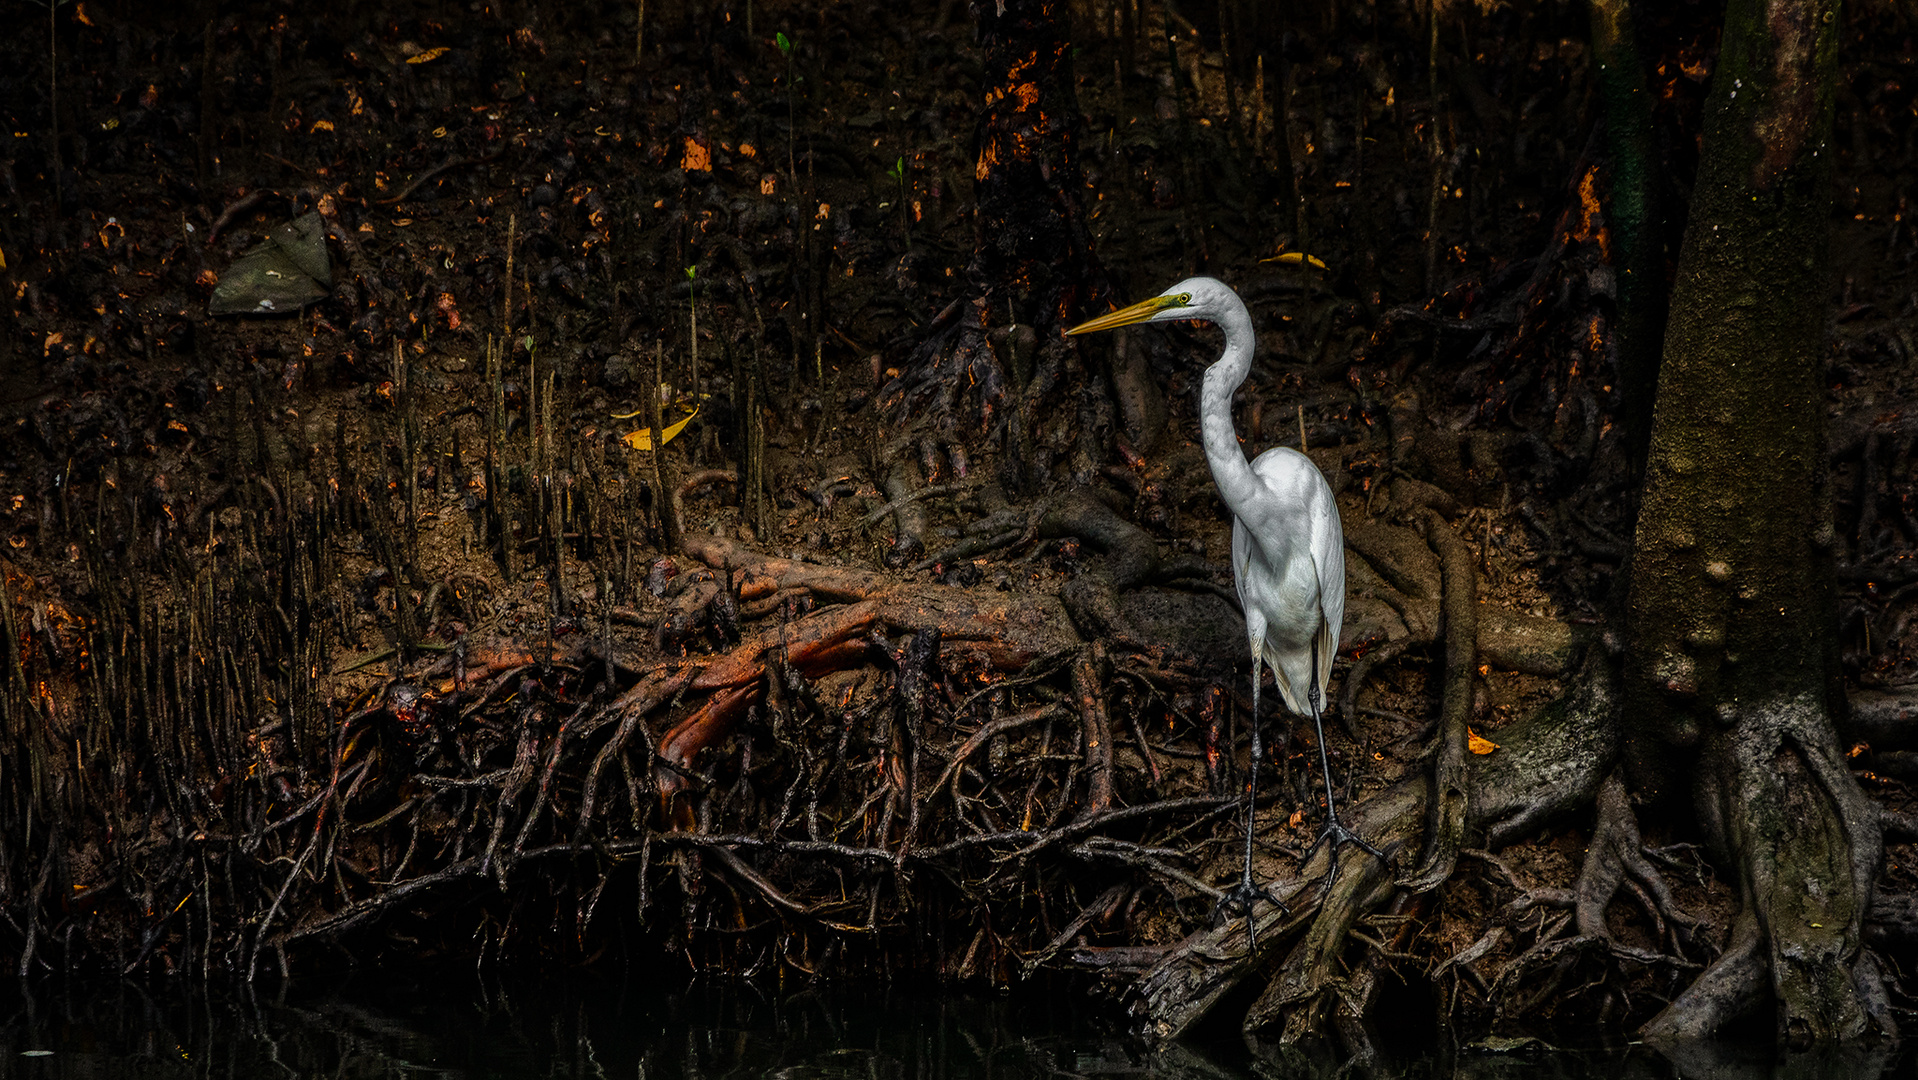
left=1621, top=0, right=1883, bottom=1043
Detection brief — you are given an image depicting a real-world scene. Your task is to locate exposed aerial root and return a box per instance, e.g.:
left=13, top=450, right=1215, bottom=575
left=880, top=453, right=930, bottom=567
left=1432, top=849, right=1568, bottom=994
left=1641, top=693, right=1893, bottom=1044
left=1640, top=911, right=1767, bottom=1043
left=1400, top=508, right=1478, bottom=893
left=1576, top=772, right=1701, bottom=961
left=1425, top=829, right=1704, bottom=1035
left=1470, top=661, right=1618, bottom=845
left=1128, top=780, right=1427, bottom=1041
left=1323, top=889, right=1433, bottom=1064
left=1245, top=841, right=1400, bottom=1043
left=1431, top=770, right=1705, bottom=1029
left=1130, top=646, right=1622, bottom=1043
left=1036, top=489, right=1220, bottom=649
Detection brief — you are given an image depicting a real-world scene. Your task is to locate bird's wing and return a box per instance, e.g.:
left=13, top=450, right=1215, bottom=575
left=1310, top=477, right=1345, bottom=699
left=1236, top=448, right=1310, bottom=558
left=1244, top=447, right=1345, bottom=701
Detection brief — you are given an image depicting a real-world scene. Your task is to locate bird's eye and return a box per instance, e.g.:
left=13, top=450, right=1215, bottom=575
left=1178, top=293, right=1192, bottom=304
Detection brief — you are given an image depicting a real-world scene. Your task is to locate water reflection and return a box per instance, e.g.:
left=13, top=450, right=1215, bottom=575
left=0, top=974, right=1906, bottom=1080
left=1, top=975, right=1147, bottom=1080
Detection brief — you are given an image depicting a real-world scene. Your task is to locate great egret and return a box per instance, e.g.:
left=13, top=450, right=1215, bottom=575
left=1067, top=276, right=1379, bottom=938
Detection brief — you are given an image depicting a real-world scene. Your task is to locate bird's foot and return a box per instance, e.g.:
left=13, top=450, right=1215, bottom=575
left=1304, top=818, right=1388, bottom=894
left=1214, top=876, right=1289, bottom=952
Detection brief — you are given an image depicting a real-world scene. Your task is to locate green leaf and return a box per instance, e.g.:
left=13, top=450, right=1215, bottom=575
left=684, top=265, right=697, bottom=280
left=776, top=31, right=792, bottom=55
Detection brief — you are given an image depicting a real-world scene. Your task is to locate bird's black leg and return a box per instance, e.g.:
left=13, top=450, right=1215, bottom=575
left=1214, top=665, right=1287, bottom=950
left=1303, top=638, right=1386, bottom=890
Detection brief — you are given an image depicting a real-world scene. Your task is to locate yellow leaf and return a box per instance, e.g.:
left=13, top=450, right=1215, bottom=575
left=408, top=47, right=450, bottom=64
left=1260, top=251, right=1329, bottom=270
left=1467, top=728, right=1500, bottom=755
left=621, top=406, right=698, bottom=451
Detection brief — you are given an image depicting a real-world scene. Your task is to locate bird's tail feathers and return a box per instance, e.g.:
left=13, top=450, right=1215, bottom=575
left=1263, top=646, right=1310, bottom=717
left=1315, top=613, right=1337, bottom=715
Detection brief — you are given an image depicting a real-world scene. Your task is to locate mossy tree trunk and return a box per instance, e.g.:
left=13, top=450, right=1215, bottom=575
left=1621, top=0, right=1886, bottom=1044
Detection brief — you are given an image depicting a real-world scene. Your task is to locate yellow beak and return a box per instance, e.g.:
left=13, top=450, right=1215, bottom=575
left=1066, top=294, right=1185, bottom=336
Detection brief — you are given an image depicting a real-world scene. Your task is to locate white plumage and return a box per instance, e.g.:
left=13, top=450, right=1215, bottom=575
left=1234, top=444, right=1344, bottom=722
left=1069, top=276, right=1375, bottom=936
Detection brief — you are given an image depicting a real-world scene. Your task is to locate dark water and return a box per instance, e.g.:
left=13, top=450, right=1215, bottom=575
left=0, top=972, right=1904, bottom=1080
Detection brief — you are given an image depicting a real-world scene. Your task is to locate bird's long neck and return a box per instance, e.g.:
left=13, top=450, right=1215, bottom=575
left=1197, top=301, right=1261, bottom=521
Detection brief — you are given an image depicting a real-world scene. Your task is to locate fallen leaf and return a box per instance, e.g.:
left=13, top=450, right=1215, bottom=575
left=621, top=407, right=699, bottom=451
left=1467, top=728, right=1500, bottom=755
left=682, top=136, right=711, bottom=172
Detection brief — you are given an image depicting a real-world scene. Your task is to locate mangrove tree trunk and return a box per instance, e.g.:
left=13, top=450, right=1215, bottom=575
left=1621, top=0, right=1886, bottom=1044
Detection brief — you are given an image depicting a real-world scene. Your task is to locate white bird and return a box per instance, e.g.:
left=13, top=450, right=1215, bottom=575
left=1067, top=276, right=1379, bottom=937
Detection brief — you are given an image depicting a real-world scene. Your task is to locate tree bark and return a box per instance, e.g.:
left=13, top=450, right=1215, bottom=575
left=1587, top=0, right=1667, bottom=473
left=1622, top=0, right=1883, bottom=1044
